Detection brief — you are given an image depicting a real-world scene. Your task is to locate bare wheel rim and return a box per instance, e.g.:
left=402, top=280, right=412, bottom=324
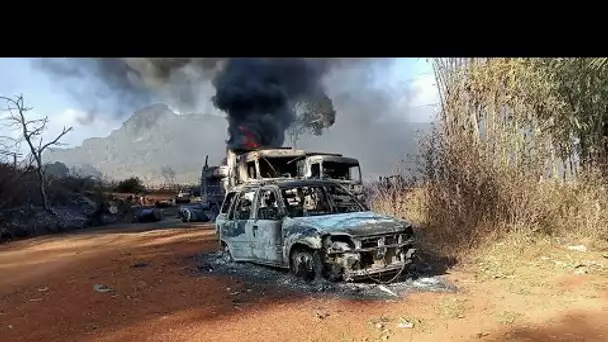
left=183, top=209, right=192, bottom=222
left=223, top=244, right=233, bottom=262
left=291, top=251, right=318, bottom=281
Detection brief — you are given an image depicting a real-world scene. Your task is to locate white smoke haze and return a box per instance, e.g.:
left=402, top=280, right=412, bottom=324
left=35, top=58, right=437, bottom=180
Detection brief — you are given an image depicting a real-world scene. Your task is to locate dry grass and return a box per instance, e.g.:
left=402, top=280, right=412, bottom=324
left=370, top=58, right=608, bottom=261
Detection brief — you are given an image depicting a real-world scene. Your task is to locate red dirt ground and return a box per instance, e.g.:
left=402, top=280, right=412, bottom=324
left=1, top=223, right=608, bottom=342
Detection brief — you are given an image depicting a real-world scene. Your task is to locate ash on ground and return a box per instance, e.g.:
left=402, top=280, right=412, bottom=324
left=194, top=251, right=457, bottom=300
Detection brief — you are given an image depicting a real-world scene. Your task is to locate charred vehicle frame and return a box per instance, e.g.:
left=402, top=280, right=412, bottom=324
left=215, top=179, right=416, bottom=282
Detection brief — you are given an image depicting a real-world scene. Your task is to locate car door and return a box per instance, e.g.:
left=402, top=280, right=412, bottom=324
left=251, top=186, right=285, bottom=266
left=215, top=191, right=237, bottom=238
left=221, top=188, right=257, bottom=261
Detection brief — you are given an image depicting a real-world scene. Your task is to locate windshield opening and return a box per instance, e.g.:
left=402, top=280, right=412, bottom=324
left=258, top=157, right=299, bottom=178
left=281, top=185, right=364, bottom=218
left=321, top=161, right=361, bottom=181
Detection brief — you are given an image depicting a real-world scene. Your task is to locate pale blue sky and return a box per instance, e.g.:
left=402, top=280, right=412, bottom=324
left=0, top=58, right=437, bottom=149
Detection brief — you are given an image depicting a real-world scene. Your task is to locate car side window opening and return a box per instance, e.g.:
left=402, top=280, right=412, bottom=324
left=246, top=161, right=258, bottom=179
left=281, top=186, right=333, bottom=218
left=257, top=189, right=280, bottom=220
left=232, top=190, right=256, bottom=220
left=220, top=192, right=237, bottom=214
left=326, top=184, right=363, bottom=213
left=310, top=163, right=320, bottom=178
left=322, top=162, right=351, bottom=180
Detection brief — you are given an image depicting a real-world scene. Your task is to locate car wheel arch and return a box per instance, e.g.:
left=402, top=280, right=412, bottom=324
left=285, top=233, right=324, bottom=269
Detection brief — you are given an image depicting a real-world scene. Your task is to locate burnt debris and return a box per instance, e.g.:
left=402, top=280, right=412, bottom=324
left=194, top=250, right=457, bottom=299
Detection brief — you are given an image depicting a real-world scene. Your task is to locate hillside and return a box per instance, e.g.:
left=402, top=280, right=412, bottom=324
left=45, top=104, right=431, bottom=183
left=44, top=104, right=229, bottom=184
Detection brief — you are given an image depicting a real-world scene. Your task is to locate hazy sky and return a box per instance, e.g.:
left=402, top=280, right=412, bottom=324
left=0, top=58, right=438, bottom=150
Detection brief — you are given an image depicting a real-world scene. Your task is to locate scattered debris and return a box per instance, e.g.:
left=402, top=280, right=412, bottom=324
left=314, top=310, right=330, bottom=320
left=93, top=284, right=114, bottom=293
left=573, top=266, right=588, bottom=275
left=571, top=261, right=604, bottom=275
left=37, top=286, right=49, bottom=292
left=377, top=285, right=399, bottom=297
left=567, top=245, right=588, bottom=252
left=396, top=317, right=414, bottom=329
left=194, top=251, right=457, bottom=299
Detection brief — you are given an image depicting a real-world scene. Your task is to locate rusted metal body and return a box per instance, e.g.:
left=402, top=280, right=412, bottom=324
left=300, top=153, right=363, bottom=197
left=206, top=147, right=364, bottom=196
left=215, top=179, right=416, bottom=281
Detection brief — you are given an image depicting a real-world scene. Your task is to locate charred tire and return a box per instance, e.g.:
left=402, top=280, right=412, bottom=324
left=181, top=209, right=192, bottom=222
left=290, top=247, right=324, bottom=282
left=221, top=242, right=234, bottom=262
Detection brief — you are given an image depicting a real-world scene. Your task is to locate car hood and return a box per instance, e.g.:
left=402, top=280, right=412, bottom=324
left=287, top=211, right=408, bottom=237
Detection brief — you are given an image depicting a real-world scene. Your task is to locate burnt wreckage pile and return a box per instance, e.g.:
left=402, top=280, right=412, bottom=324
left=205, top=148, right=417, bottom=283
left=200, top=58, right=418, bottom=283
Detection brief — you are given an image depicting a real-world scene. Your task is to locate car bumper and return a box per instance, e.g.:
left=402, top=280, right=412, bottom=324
left=341, top=247, right=416, bottom=281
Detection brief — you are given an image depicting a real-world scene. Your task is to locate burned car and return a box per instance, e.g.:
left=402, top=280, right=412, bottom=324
left=215, top=179, right=416, bottom=281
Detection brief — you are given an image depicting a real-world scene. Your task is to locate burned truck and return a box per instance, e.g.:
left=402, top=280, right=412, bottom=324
left=299, top=153, right=363, bottom=198
left=222, top=147, right=363, bottom=194
left=179, top=156, right=227, bottom=223
left=215, top=179, right=416, bottom=282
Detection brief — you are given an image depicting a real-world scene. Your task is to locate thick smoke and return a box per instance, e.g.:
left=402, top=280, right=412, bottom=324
left=35, top=58, right=434, bottom=178
left=211, top=58, right=332, bottom=149
left=32, top=58, right=360, bottom=121
left=32, top=58, right=224, bottom=118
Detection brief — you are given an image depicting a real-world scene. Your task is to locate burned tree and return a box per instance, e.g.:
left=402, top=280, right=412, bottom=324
left=287, top=94, right=336, bottom=148
left=1, top=95, right=73, bottom=216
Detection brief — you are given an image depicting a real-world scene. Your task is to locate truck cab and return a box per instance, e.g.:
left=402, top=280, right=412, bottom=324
left=298, top=154, right=363, bottom=196
left=224, top=147, right=308, bottom=187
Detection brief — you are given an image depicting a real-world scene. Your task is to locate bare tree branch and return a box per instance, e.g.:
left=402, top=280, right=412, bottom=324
left=0, top=95, right=73, bottom=220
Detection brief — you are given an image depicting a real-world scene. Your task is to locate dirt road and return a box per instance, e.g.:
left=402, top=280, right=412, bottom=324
left=1, top=222, right=607, bottom=342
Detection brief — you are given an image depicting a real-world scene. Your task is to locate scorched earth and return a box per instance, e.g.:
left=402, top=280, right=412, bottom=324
left=1, top=221, right=608, bottom=342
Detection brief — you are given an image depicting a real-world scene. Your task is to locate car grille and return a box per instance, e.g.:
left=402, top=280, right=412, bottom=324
left=360, top=234, right=400, bottom=249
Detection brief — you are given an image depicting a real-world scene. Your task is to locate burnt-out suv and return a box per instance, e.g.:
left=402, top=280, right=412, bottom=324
left=215, top=179, right=416, bottom=281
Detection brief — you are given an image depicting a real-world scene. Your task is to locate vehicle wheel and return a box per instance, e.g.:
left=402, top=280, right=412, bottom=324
left=290, top=247, right=324, bottom=282
left=182, top=209, right=192, bottom=222
left=221, top=242, right=234, bottom=263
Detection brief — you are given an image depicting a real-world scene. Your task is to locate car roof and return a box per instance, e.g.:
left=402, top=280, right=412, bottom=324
left=228, top=179, right=346, bottom=192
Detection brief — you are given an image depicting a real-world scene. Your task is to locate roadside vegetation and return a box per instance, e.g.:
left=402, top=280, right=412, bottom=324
left=4, top=58, right=608, bottom=261
left=371, top=58, right=608, bottom=259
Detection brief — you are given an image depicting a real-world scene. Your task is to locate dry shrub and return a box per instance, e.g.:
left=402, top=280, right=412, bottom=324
left=416, top=130, right=608, bottom=257
left=0, top=162, right=115, bottom=242
left=372, top=58, right=608, bottom=258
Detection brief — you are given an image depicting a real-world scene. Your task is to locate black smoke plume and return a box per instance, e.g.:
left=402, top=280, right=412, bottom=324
left=211, top=58, right=333, bottom=149
left=32, top=58, right=380, bottom=148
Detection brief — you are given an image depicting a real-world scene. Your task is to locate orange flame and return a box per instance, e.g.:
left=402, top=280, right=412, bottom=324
left=238, top=126, right=260, bottom=149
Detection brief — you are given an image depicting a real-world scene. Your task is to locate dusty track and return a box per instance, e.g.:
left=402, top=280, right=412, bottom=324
left=1, top=222, right=608, bottom=342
